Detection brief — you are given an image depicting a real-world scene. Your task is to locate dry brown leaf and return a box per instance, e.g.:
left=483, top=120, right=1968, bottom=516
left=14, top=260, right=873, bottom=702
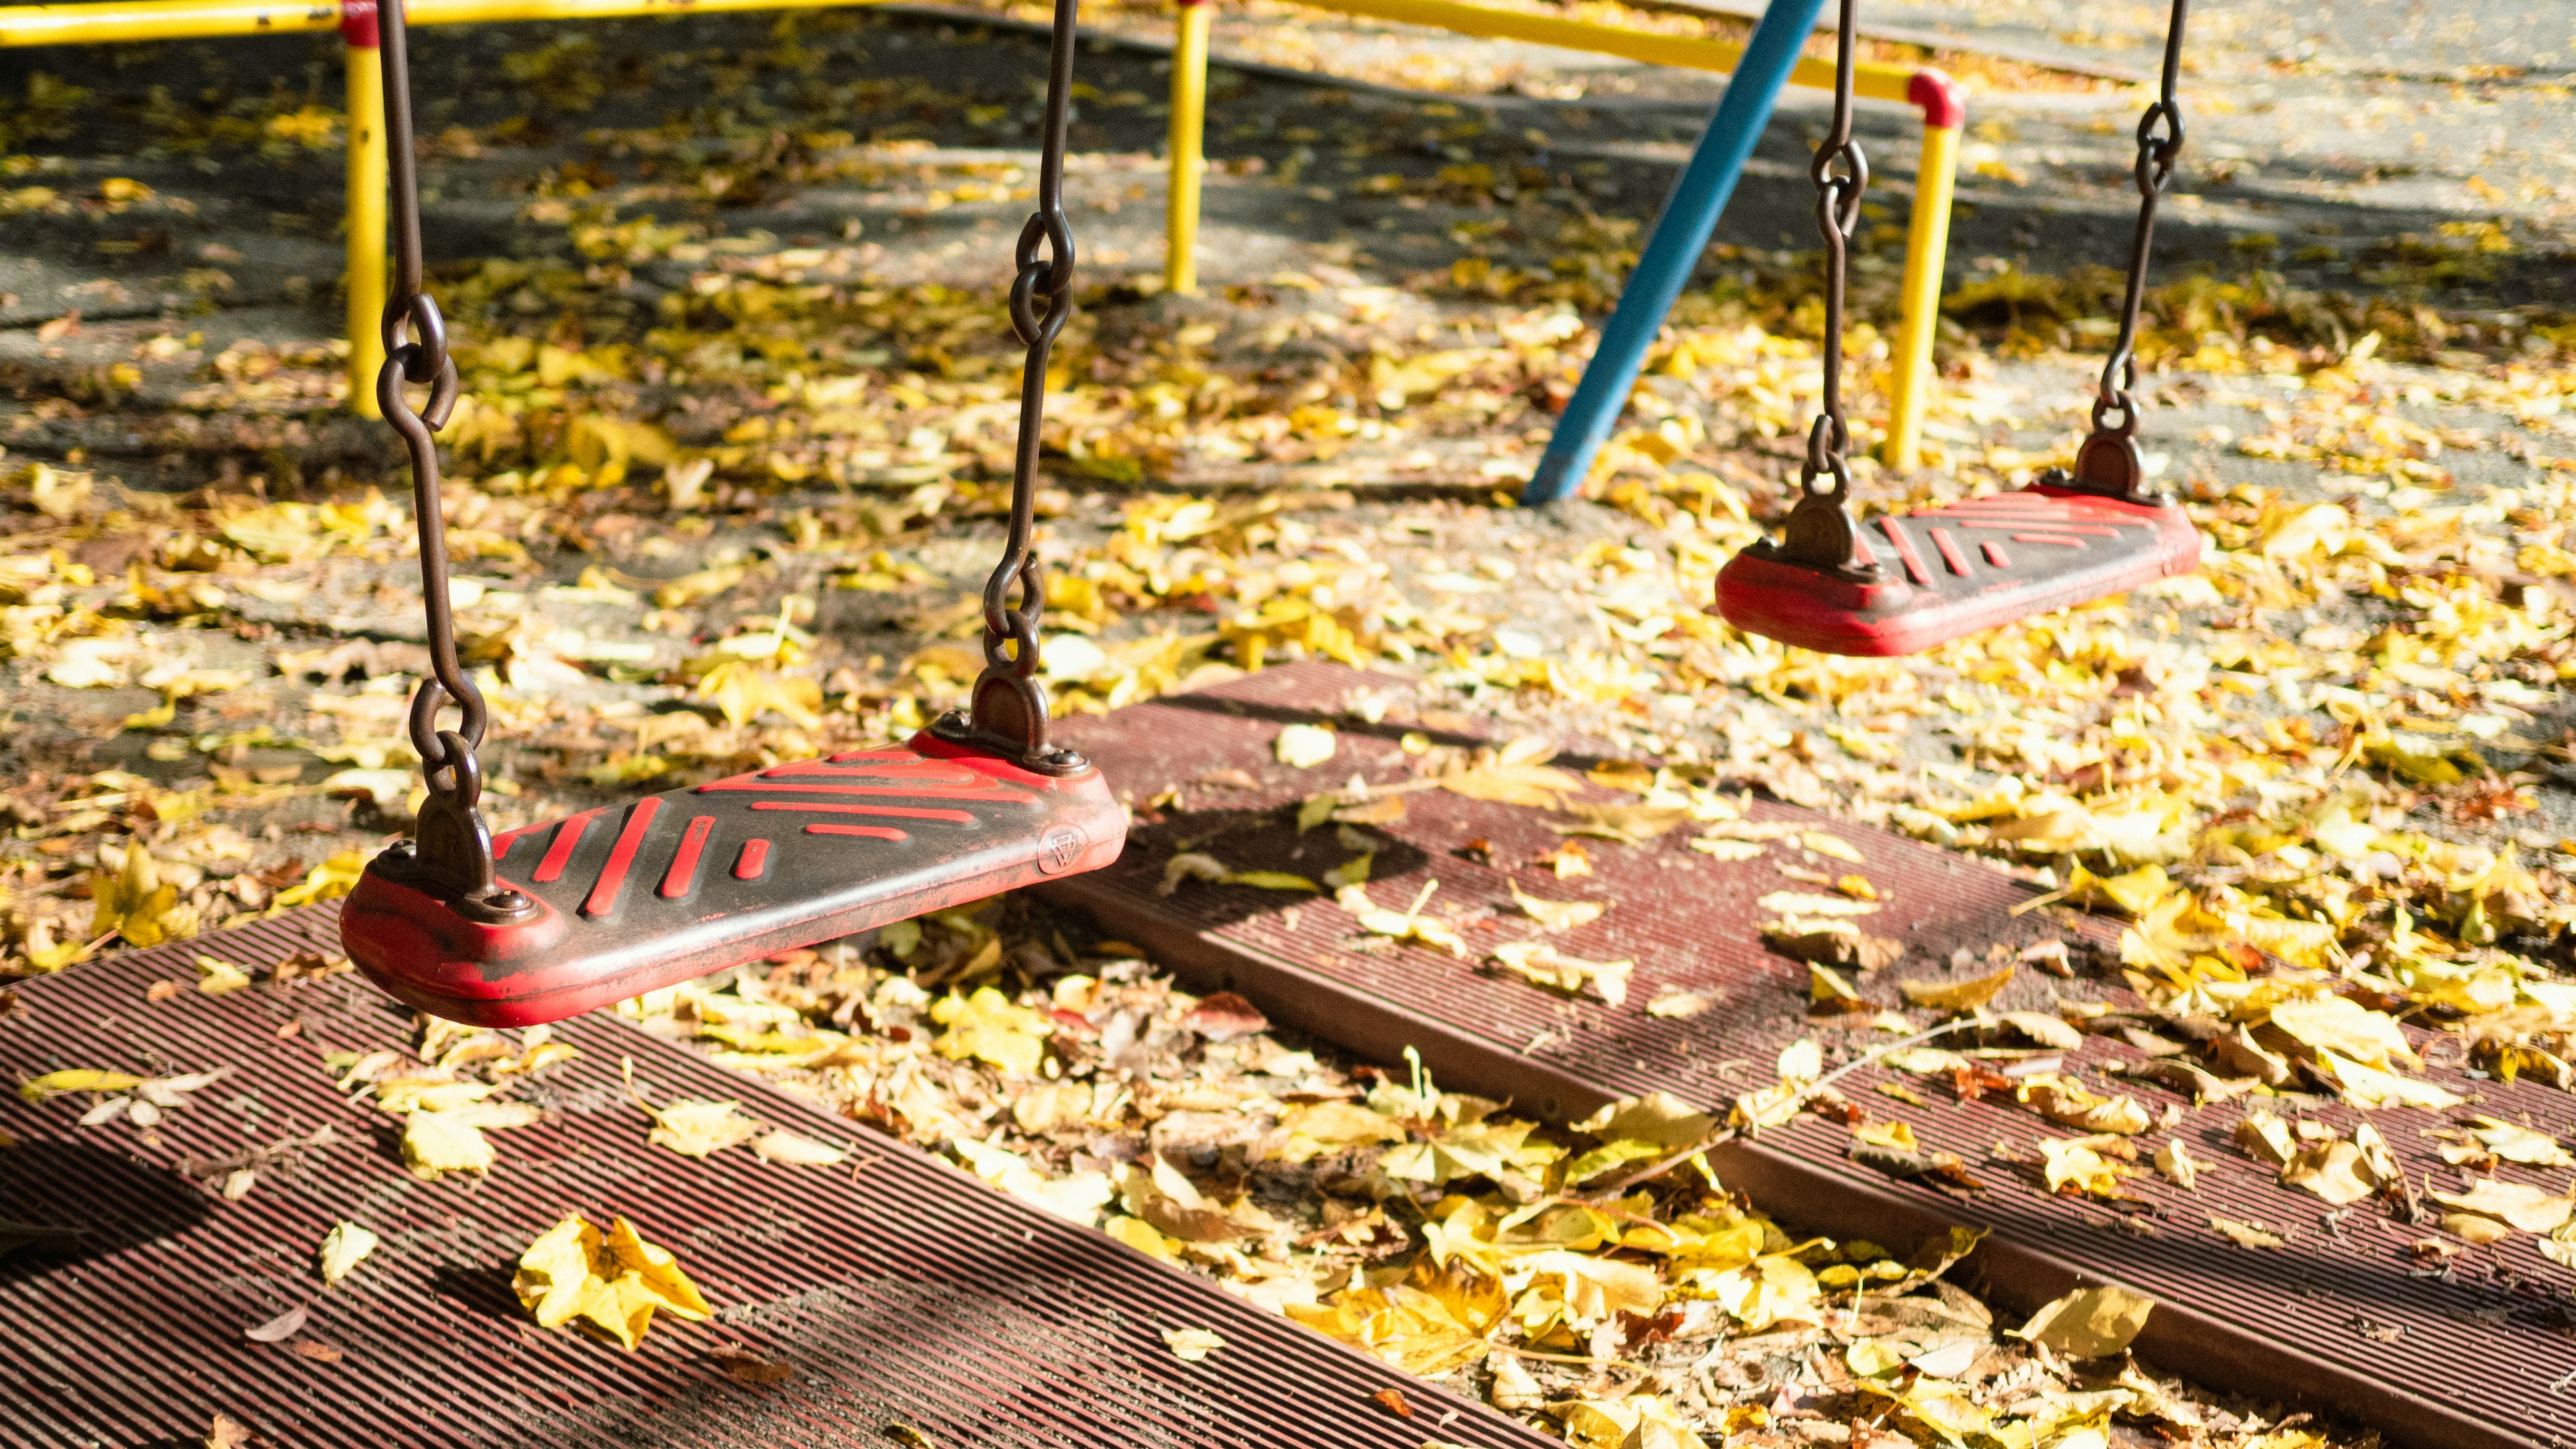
left=2210, top=1216, right=2286, bottom=1248
left=2280, top=1140, right=2379, bottom=1205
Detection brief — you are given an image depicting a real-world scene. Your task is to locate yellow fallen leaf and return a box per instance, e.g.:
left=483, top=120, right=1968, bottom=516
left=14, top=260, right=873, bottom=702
left=92, top=843, right=193, bottom=949
left=2314, top=1051, right=2463, bottom=1110
left=318, top=1221, right=379, bottom=1287
left=1551, top=802, right=1691, bottom=843
left=1898, top=967, right=2015, bottom=1013
left=2155, top=1139, right=2200, bottom=1189
left=273, top=851, right=366, bottom=908
left=2446, top=1213, right=2516, bottom=1246
left=513, top=1213, right=711, bottom=1350
left=1587, top=761, right=1657, bottom=794
left=2234, top=1111, right=2296, bottom=1166
left=1801, top=831, right=1863, bottom=863
left=1854, top=1120, right=1917, bottom=1151
left=1223, top=869, right=1320, bottom=892
left=1646, top=987, right=1710, bottom=1018
left=697, top=661, right=824, bottom=729
left=2280, top=1140, right=2380, bottom=1206
left=1161, top=1327, right=1225, bottom=1362
left=1509, top=882, right=1603, bottom=932
left=651, top=562, right=747, bottom=608
left=2014, top=1283, right=2153, bottom=1357
left=2457, top=1115, right=2573, bottom=1167
left=2059, top=863, right=2171, bottom=916
left=2039, top=1137, right=2134, bottom=1199
left=1996, top=1010, right=2083, bottom=1050
left=1340, top=881, right=1469, bottom=956
left=2264, top=995, right=2417, bottom=1070
left=1808, top=962, right=1864, bottom=1011
left=1437, top=761, right=1584, bottom=808
left=2017, top=1075, right=2151, bottom=1135
left=1118, top=1155, right=1277, bottom=1241
left=1489, top=939, right=1633, bottom=1006
left=19, top=1069, right=146, bottom=1102
left=1105, top=1214, right=1181, bottom=1262
left=753, top=1130, right=848, bottom=1166
left=401, top=1102, right=540, bottom=1180
left=195, top=955, right=252, bottom=995
left=1775, top=1037, right=1823, bottom=1083
left=931, top=987, right=1052, bottom=1075
left=1159, top=852, right=1228, bottom=894
left=1273, top=722, right=1337, bottom=768
left=1279, top=1100, right=1408, bottom=1162
left=1573, top=1091, right=1717, bottom=1147
left=2430, top=1177, right=2576, bottom=1234
left=647, top=1099, right=764, bottom=1158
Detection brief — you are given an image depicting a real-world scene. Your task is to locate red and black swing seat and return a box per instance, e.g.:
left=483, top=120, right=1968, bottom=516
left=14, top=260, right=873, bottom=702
left=1713, top=482, right=2202, bottom=657
left=341, top=733, right=1126, bottom=1027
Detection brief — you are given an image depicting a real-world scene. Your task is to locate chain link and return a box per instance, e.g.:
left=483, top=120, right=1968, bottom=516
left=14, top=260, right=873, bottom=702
left=1799, top=0, right=1866, bottom=504
left=2095, top=0, right=2189, bottom=434
left=374, top=0, right=483, bottom=790
left=977, top=0, right=1080, bottom=692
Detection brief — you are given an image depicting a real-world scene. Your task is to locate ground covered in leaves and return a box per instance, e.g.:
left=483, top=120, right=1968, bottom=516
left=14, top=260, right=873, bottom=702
left=5, top=3, right=2576, bottom=1446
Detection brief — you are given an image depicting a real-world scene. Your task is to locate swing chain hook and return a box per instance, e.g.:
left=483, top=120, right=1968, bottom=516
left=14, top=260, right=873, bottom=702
left=372, top=0, right=531, bottom=922
left=2059, top=0, right=2188, bottom=505
left=935, top=0, right=1091, bottom=775
left=1769, top=0, right=1880, bottom=581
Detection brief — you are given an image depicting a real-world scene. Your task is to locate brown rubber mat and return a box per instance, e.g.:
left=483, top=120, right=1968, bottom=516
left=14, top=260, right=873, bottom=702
left=1050, top=661, right=2573, bottom=1449
left=0, top=906, right=1554, bottom=1449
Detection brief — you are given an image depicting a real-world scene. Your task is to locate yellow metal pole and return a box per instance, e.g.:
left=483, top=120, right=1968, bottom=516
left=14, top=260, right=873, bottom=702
left=0, top=0, right=904, bottom=48
left=1287, top=0, right=1917, bottom=103
left=0, top=0, right=335, bottom=48
left=1165, top=0, right=1210, bottom=295
left=1885, top=103, right=1960, bottom=471
left=344, top=22, right=386, bottom=421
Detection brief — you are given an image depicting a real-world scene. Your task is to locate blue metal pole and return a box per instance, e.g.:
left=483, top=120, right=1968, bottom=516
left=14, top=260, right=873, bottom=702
left=1521, top=0, right=1831, bottom=504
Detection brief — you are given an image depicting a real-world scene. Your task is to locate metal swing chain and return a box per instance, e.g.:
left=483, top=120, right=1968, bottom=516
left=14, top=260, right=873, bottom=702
left=376, top=0, right=531, bottom=918
left=1772, top=0, right=1878, bottom=578
left=2065, top=0, right=2188, bottom=502
left=944, top=0, right=1089, bottom=774
left=1803, top=0, right=1866, bottom=506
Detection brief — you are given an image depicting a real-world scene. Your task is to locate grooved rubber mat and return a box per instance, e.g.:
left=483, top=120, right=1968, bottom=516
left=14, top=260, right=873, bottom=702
left=0, top=906, right=1552, bottom=1449
left=1051, top=662, right=2573, bottom=1449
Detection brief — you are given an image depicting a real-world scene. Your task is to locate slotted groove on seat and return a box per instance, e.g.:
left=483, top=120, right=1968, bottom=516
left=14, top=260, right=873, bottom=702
left=1715, top=483, right=2203, bottom=655
left=339, top=733, right=1126, bottom=1027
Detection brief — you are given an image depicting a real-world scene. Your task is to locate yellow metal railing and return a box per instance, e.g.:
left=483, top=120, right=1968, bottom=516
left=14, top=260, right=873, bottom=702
left=0, top=0, right=1966, bottom=468
left=1160, top=0, right=1968, bottom=468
